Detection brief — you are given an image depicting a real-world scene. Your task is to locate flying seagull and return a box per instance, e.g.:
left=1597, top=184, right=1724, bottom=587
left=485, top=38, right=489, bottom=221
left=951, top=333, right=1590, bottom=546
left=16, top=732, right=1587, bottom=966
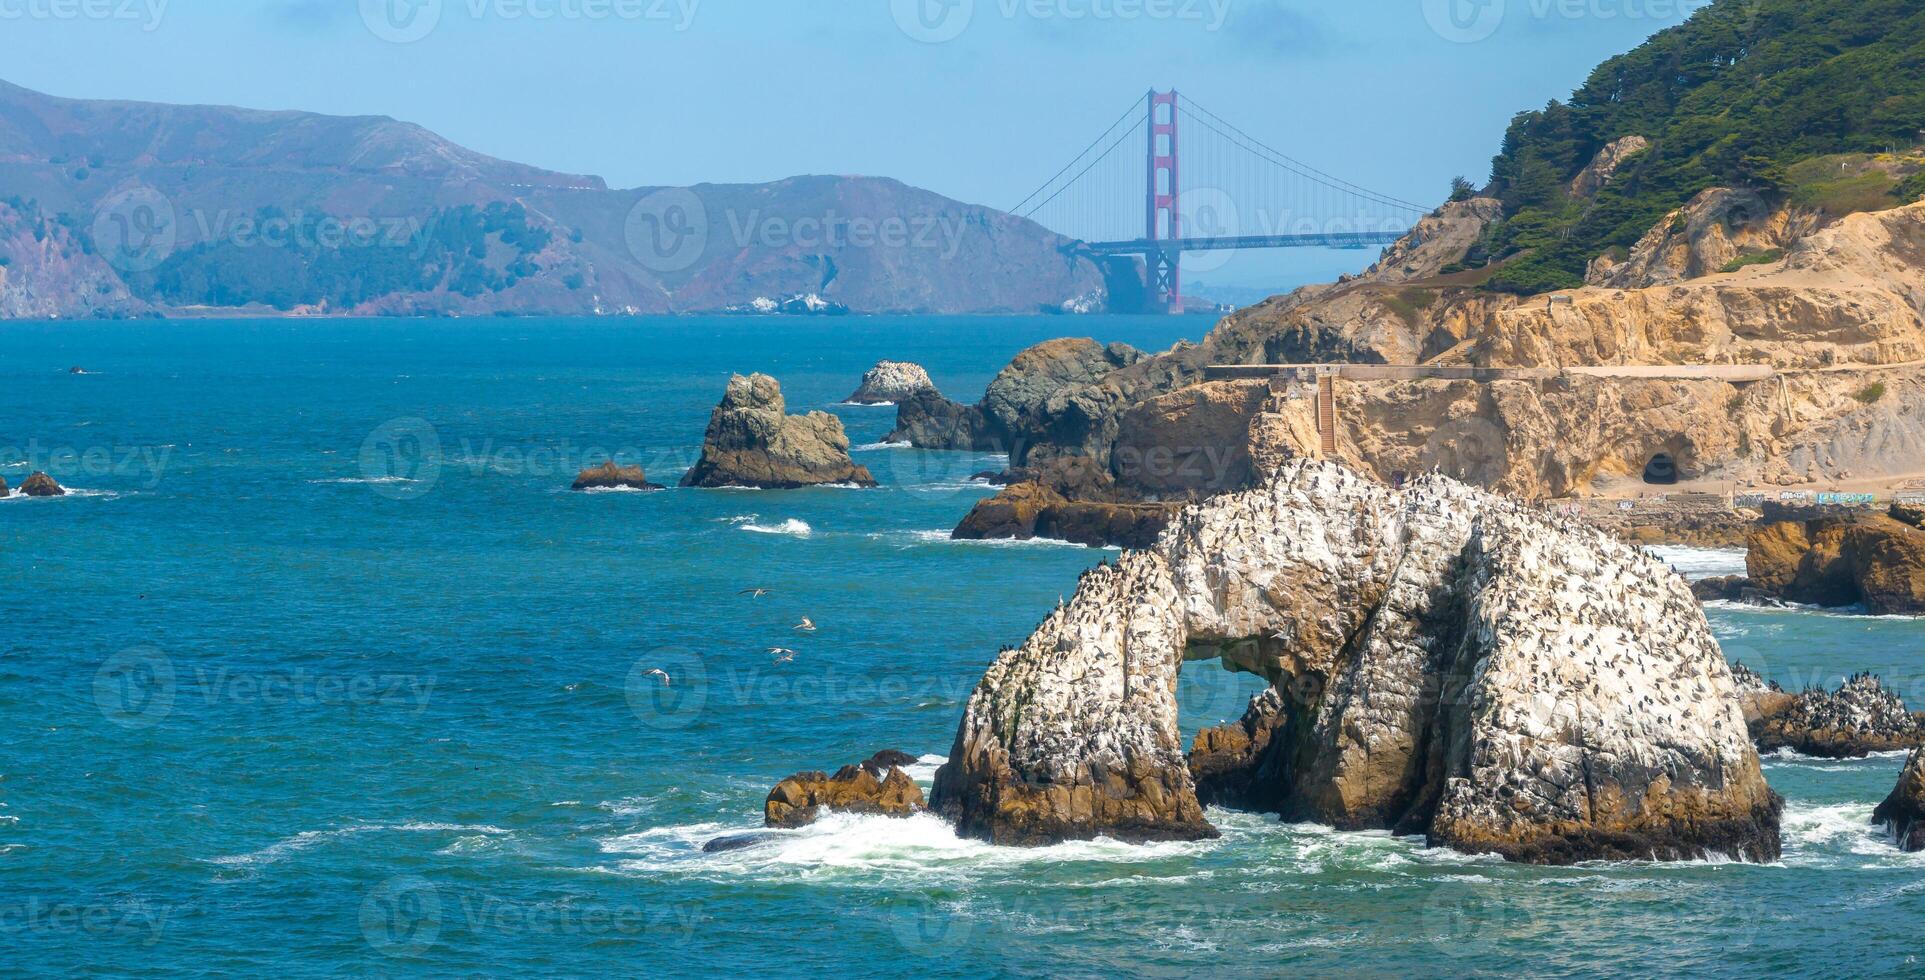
left=642, top=668, right=671, bottom=687
left=768, top=647, right=798, bottom=663
left=738, top=588, right=773, bottom=599
left=793, top=618, right=817, bottom=632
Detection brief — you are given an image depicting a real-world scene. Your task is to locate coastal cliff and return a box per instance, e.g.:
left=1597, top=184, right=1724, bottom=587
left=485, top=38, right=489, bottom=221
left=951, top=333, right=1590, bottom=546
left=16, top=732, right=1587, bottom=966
left=931, top=461, right=1781, bottom=863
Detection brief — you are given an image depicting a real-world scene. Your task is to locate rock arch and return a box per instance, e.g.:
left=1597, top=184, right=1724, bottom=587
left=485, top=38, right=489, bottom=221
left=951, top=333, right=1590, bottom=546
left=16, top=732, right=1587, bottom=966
left=931, top=461, right=1782, bottom=863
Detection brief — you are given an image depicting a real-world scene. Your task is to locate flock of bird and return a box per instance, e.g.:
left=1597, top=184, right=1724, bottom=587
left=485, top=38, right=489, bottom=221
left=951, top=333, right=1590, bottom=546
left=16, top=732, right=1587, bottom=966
left=634, top=589, right=818, bottom=687
left=746, top=589, right=815, bottom=666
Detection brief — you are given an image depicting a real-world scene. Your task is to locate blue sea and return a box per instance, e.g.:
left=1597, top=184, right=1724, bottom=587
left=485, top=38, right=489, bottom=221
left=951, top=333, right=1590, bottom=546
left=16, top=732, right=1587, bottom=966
left=0, top=316, right=1920, bottom=977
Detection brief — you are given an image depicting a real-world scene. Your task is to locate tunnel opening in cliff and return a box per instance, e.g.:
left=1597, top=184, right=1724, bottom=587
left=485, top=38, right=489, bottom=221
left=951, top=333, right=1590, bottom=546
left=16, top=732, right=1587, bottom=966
left=1643, top=452, right=1681, bottom=485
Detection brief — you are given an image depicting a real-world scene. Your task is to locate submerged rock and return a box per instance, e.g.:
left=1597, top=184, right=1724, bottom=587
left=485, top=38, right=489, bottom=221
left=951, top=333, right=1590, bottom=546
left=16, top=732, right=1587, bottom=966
left=1750, top=674, right=1925, bottom=759
left=764, top=752, right=926, bottom=829
left=19, top=472, right=64, bottom=497
left=1744, top=506, right=1925, bottom=615
left=701, top=832, right=780, bottom=853
left=571, top=461, right=662, bottom=491
left=932, top=460, right=1781, bottom=863
left=681, top=373, right=877, bottom=489
left=1874, top=749, right=1925, bottom=852
left=0, top=475, right=7, bottom=496
left=847, top=361, right=937, bottom=405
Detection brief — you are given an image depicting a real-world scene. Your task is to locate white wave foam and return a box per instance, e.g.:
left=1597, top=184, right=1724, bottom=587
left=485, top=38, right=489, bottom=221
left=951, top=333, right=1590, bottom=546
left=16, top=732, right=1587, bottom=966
left=879, top=530, right=1111, bottom=551
left=838, top=401, right=897, bottom=408
left=902, top=754, right=947, bottom=784
left=854, top=440, right=913, bottom=451
left=307, top=476, right=416, bottom=486
left=577, top=485, right=661, bottom=494
left=0, top=487, right=119, bottom=502
left=208, top=822, right=511, bottom=868
left=1646, top=545, right=1747, bottom=582
left=737, top=517, right=812, bottom=537
left=601, top=811, right=1219, bottom=881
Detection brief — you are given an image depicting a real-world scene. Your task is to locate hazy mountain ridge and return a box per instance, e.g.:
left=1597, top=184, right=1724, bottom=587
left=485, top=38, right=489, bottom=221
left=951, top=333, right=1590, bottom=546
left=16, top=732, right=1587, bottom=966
left=0, top=81, right=1121, bottom=318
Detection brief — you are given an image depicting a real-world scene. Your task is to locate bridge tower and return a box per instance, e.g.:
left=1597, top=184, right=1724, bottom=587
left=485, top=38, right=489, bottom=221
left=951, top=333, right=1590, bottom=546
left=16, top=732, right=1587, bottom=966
left=1146, top=90, right=1182, bottom=314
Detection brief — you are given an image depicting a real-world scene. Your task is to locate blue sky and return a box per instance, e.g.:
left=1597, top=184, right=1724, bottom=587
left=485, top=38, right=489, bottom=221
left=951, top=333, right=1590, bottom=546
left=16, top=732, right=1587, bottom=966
left=0, top=0, right=1713, bottom=287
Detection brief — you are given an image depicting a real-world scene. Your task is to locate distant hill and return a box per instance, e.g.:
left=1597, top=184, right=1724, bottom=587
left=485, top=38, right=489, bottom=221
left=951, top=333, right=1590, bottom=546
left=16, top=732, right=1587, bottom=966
left=0, top=81, right=1129, bottom=318
left=1470, top=0, right=1925, bottom=294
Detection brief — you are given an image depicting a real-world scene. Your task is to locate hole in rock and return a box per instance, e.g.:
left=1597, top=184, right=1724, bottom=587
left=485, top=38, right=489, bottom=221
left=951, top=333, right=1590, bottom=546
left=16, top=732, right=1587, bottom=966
left=1642, top=453, right=1680, bottom=485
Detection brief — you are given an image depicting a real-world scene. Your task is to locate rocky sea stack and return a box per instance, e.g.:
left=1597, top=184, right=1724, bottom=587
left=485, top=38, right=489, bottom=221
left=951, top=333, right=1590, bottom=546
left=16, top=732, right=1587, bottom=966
left=681, top=373, right=877, bottom=489
left=1874, top=749, right=1925, bottom=852
left=19, top=472, right=64, bottom=497
left=1742, top=673, right=1925, bottom=759
left=763, top=750, right=926, bottom=829
left=930, top=460, right=1782, bottom=864
left=846, top=361, right=936, bottom=405
left=1739, top=506, right=1925, bottom=615
left=571, top=461, right=662, bottom=492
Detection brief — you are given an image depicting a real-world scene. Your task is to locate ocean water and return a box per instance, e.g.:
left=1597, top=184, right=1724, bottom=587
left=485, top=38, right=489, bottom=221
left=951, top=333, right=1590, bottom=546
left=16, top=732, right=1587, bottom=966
left=0, top=317, right=1920, bottom=977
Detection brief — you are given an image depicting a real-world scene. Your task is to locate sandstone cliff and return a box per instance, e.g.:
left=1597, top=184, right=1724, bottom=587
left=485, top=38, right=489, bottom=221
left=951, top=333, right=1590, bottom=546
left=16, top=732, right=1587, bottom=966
left=932, top=461, right=1782, bottom=863
left=1744, top=505, right=1925, bottom=614
left=681, top=374, right=876, bottom=489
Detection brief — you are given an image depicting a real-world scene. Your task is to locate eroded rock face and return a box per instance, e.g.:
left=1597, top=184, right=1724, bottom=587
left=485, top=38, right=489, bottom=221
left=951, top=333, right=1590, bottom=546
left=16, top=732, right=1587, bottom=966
left=1357, top=197, right=1504, bottom=284
left=933, top=461, right=1782, bottom=863
left=19, top=472, right=63, bottom=497
left=1751, top=674, right=1925, bottom=759
left=1873, top=749, right=1925, bottom=852
left=571, top=461, right=662, bottom=491
left=1746, top=507, right=1925, bottom=615
left=682, top=374, right=877, bottom=489
left=847, top=361, right=937, bottom=405
left=764, top=752, right=927, bottom=829
left=1569, top=136, right=1649, bottom=199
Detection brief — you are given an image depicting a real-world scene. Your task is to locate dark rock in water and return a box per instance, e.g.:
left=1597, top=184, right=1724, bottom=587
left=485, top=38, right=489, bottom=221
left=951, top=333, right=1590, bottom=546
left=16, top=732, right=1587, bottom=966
left=969, top=470, right=1011, bottom=486
left=847, top=361, right=937, bottom=405
left=888, top=389, right=993, bottom=451
left=68, top=366, right=86, bottom=375
left=1751, top=673, right=1925, bottom=758
left=764, top=755, right=926, bottom=829
left=571, top=461, right=662, bottom=491
left=952, top=480, right=1178, bottom=549
left=934, top=461, right=1781, bottom=863
left=1691, top=576, right=1789, bottom=607
left=19, top=472, right=64, bottom=497
left=885, top=338, right=1144, bottom=454
left=681, top=373, right=877, bottom=489
left=0, top=475, right=7, bottom=496
left=861, top=749, right=918, bottom=772
left=702, top=832, right=780, bottom=853
left=1746, top=506, right=1925, bottom=615
left=1874, top=749, right=1925, bottom=852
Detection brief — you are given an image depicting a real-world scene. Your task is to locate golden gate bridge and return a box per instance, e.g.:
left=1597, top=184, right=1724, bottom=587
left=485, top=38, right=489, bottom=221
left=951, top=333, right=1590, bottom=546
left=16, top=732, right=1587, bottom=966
left=1013, top=90, right=1430, bottom=313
